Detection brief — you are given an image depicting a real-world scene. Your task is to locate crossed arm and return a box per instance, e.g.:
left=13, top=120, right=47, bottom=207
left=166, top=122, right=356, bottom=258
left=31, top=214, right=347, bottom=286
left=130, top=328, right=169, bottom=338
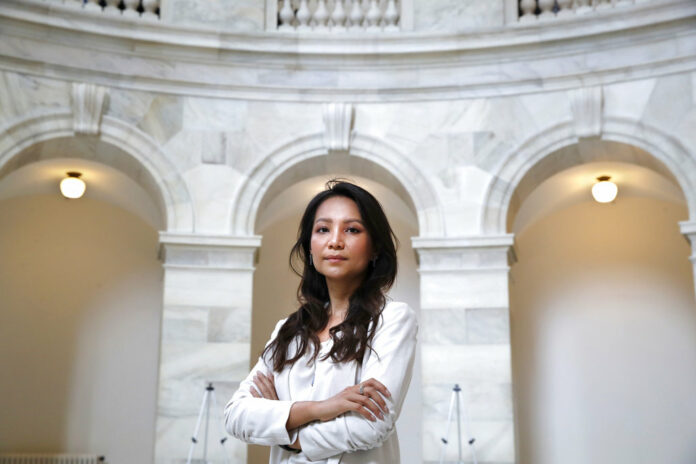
left=250, top=372, right=392, bottom=449
left=223, top=302, right=418, bottom=460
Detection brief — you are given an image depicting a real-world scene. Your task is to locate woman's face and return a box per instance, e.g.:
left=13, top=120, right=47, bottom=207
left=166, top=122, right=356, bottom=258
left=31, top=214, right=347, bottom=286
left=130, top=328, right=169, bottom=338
left=310, top=195, right=374, bottom=285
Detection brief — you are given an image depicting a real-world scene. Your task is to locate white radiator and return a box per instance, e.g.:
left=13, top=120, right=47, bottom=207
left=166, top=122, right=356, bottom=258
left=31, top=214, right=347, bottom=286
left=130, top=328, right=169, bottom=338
left=0, top=454, right=104, bottom=464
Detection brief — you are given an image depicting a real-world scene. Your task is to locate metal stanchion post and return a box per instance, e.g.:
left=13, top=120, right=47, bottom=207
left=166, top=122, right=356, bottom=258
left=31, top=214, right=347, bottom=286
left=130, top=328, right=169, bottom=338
left=438, top=384, right=478, bottom=464
left=186, top=382, right=231, bottom=464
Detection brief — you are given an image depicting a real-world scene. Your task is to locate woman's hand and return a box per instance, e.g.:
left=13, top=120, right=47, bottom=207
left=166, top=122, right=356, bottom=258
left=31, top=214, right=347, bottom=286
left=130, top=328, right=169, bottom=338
left=314, top=378, right=391, bottom=423
left=249, top=371, right=278, bottom=400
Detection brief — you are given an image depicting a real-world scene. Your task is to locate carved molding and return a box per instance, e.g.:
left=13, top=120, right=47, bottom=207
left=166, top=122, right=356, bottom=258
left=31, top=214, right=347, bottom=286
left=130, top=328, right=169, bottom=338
left=322, top=102, right=355, bottom=152
left=2, top=0, right=693, bottom=102
left=569, top=86, right=603, bottom=138
left=157, top=232, right=262, bottom=270
left=72, top=82, right=108, bottom=134
left=679, top=220, right=696, bottom=247
left=411, top=234, right=518, bottom=271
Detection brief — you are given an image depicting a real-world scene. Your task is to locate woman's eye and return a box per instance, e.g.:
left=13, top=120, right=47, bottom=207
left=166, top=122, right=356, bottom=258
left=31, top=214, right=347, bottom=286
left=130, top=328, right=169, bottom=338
left=347, top=227, right=361, bottom=233
left=316, top=226, right=328, bottom=233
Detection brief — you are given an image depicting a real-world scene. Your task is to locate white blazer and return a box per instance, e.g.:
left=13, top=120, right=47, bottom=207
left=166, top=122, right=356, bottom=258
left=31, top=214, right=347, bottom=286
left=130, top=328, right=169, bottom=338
left=224, top=300, right=418, bottom=464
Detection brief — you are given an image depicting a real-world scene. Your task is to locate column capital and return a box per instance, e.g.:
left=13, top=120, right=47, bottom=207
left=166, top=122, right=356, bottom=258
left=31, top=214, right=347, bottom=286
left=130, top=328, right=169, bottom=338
left=679, top=221, right=696, bottom=267
left=411, top=234, right=517, bottom=272
left=158, top=232, right=262, bottom=271
left=679, top=220, right=696, bottom=238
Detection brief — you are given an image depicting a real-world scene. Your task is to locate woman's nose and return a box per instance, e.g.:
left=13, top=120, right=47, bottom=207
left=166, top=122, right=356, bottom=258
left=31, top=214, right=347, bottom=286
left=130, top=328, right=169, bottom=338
left=328, top=227, right=344, bottom=248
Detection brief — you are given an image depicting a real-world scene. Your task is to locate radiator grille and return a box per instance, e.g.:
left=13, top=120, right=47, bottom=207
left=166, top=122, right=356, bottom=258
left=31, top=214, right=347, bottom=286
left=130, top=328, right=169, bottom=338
left=0, top=454, right=104, bottom=464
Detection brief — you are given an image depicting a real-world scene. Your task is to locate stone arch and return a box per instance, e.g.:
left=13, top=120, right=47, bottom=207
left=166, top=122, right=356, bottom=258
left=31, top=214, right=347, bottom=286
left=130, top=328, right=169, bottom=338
left=480, top=116, right=696, bottom=235
left=0, top=110, right=194, bottom=232
left=230, top=132, right=444, bottom=237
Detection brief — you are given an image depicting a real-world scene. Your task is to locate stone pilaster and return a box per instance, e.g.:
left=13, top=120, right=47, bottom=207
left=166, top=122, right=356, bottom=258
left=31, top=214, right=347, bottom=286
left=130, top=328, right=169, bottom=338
left=679, top=220, right=696, bottom=295
left=412, top=234, right=517, bottom=464
left=154, top=232, right=261, bottom=464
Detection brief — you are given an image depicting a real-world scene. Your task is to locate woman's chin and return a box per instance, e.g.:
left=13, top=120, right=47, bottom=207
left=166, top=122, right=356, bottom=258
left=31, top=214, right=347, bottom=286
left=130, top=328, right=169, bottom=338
left=321, top=269, right=368, bottom=283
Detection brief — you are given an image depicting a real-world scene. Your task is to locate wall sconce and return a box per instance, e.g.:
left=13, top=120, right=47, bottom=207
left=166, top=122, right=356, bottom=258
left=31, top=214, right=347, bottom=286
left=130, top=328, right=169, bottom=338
left=591, top=175, right=617, bottom=203
left=60, top=171, right=86, bottom=199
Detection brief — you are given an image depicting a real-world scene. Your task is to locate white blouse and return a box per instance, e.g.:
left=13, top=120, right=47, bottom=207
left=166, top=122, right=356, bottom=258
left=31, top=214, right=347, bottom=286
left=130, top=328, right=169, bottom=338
left=223, top=300, right=418, bottom=464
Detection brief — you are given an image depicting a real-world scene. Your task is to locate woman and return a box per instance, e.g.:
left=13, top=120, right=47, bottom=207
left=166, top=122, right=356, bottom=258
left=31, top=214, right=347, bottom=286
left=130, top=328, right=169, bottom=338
left=224, top=179, right=418, bottom=464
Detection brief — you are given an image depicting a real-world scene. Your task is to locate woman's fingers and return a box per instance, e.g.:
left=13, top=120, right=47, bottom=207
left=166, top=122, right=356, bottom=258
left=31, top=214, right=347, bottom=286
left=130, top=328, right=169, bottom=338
left=349, top=400, right=377, bottom=421
left=360, top=385, right=388, bottom=413
left=250, top=386, right=260, bottom=398
left=350, top=393, right=384, bottom=420
left=253, top=372, right=278, bottom=400
left=251, top=376, right=270, bottom=398
left=263, top=372, right=279, bottom=400
left=364, top=378, right=391, bottom=398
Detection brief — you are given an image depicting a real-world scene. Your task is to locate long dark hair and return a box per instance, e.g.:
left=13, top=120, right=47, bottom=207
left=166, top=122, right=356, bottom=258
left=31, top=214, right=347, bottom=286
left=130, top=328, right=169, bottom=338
left=262, top=179, right=399, bottom=372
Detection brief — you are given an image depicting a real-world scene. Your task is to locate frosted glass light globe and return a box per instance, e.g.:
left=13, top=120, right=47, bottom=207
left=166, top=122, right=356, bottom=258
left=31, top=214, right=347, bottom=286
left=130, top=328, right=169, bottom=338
left=591, top=176, right=617, bottom=203
left=60, top=172, right=86, bottom=199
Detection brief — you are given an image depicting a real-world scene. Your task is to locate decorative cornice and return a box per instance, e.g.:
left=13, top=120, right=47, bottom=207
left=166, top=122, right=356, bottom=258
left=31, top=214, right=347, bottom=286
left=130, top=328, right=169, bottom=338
left=0, top=0, right=694, bottom=102
left=679, top=220, right=696, bottom=231
left=159, top=232, right=262, bottom=249
left=411, top=234, right=515, bottom=250
left=2, top=0, right=692, bottom=55
left=157, top=233, right=263, bottom=270
left=679, top=220, right=696, bottom=264
left=412, top=234, right=518, bottom=272
left=679, top=220, right=696, bottom=241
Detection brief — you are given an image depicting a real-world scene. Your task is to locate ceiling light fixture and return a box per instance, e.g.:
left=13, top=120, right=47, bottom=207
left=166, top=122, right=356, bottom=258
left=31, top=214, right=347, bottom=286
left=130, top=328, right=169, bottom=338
left=591, top=175, right=617, bottom=203
left=60, top=171, right=86, bottom=199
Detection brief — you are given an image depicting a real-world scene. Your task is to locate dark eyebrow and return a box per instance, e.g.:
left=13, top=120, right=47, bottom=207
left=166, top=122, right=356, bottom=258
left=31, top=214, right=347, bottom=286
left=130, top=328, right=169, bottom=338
left=314, top=218, right=364, bottom=225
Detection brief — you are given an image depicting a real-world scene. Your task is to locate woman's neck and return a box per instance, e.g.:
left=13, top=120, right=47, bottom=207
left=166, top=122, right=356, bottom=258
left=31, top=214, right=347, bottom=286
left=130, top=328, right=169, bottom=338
left=325, top=276, right=362, bottom=319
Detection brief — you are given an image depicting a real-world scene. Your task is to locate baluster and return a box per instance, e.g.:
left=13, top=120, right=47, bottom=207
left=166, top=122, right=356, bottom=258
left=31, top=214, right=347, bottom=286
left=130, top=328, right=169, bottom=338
left=331, top=0, right=348, bottom=30
left=556, top=0, right=573, bottom=17
left=365, top=0, right=381, bottom=30
left=556, top=0, right=574, bottom=16
left=314, top=0, right=330, bottom=29
left=122, top=0, right=139, bottom=16
left=348, top=0, right=364, bottom=29
left=279, top=0, right=295, bottom=29
left=104, top=0, right=120, bottom=13
left=537, top=0, right=555, bottom=18
left=574, top=0, right=593, bottom=14
left=141, top=0, right=159, bottom=18
left=84, top=0, right=102, bottom=11
left=296, top=0, right=311, bottom=29
left=383, top=0, right=398, bottom=30
left=519, top=0, right=537, bottom=21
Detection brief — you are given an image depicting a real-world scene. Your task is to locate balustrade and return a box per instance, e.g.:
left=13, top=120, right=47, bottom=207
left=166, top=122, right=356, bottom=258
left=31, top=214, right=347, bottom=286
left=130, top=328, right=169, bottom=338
left=72, top=0, right=160, bottom=19
left=275, top=0, right=400, bottom=31
left=518, top=0, right=637, bottom=21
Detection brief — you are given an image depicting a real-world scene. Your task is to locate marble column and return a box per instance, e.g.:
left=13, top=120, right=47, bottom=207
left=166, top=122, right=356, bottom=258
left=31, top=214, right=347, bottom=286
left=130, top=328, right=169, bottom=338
left=154, top=232, right=261, bottom=464
left=412, top=235, right=517, bottom=464
left=678, top=220, right=696, bottom=296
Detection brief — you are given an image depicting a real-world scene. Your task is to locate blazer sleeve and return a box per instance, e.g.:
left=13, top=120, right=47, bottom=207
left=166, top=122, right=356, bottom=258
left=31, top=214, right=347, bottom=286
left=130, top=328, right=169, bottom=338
left=223, top=317, right=299, bottom=446
left=297, top=302, right=418, bottom=461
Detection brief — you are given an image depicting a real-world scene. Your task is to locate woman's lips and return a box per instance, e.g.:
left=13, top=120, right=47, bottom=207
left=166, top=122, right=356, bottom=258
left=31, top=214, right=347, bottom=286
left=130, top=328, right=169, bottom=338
left=325, top=256, right=346, bottom=262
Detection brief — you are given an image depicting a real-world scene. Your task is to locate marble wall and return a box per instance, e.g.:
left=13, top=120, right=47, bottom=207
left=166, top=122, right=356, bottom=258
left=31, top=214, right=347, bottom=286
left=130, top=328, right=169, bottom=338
left=161, top=0, right=266, bottom=30
left=0, top=1, right=695, bottom=463
left=157, top=0, right=504, bottom=32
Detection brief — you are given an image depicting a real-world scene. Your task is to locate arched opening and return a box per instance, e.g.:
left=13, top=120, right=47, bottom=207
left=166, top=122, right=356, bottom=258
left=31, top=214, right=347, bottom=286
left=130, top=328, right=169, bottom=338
left=507, top=139, right=696, bottom=464
left=248, top=154, right=422, bottom=464
left=0, top=136, right=167, bottom=463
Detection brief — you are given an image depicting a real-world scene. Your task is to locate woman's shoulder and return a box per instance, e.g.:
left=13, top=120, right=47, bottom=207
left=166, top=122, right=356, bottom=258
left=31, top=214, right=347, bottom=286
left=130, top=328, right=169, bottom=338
left=266, top=315, right=293, bottom=345
left=381, top=300, right=418, bottom=325
left=384, top=299, right=416, bottom=313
